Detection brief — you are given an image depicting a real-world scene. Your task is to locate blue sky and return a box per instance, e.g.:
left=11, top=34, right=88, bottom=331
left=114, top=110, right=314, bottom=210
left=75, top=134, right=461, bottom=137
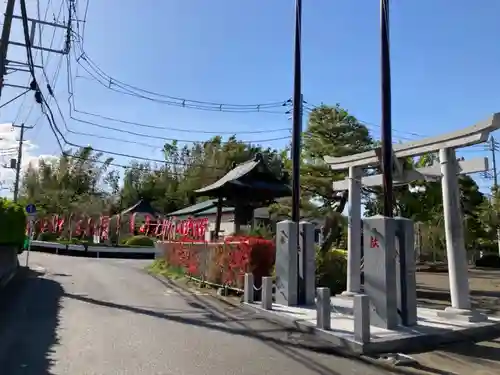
left=1, top=0, right=500, bottom=191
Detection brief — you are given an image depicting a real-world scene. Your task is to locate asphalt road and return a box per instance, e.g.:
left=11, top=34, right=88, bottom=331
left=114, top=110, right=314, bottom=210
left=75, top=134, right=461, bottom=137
left=0, top=252, right=394, bottom=375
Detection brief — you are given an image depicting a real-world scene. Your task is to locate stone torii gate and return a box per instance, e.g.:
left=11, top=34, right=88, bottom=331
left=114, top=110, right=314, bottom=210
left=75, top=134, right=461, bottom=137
left=324, top=113, right=500, bottom=322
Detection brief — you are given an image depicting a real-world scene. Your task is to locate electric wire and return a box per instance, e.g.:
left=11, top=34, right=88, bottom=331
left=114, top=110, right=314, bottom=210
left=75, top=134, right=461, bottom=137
left=76, top=50, right=287, bottom=109
left=303, top=103, right=488, bottom=152
left=65, top=28, right=290, bottom=113
left=79, top=0, right=90, bottom=47
left=19, top=0, right=65, bottom=154
left=0, top=89, right=30, bottom=109
left=65, top=30, right=293, bottom=136
left=68, top=61, right=292, bottom=134
left=62, top=152, right=225, bottom=178
left=35, top=2, right=488, bottom=170
left=74, top=56, right=289, bottom=113
left=23, top=27, right=261, bottom=173
left=60, top=47, right=292, bottom=145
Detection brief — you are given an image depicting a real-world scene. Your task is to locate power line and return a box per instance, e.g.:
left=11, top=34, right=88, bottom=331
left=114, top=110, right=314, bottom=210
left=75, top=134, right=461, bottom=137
left=70, top=107, right=293, bottom=135
left=65, top=29, right=291, bottom=113
left=75, top=57, right=289, bottom=113
left=18, top=0, right=66, bottom=155
left=58, top=50, right=292, bottom=145
left=302, top=104, right=423, bottom=141
left=66, top=113, right=292, bottom=144
left=0, top=89, right=30, bottom=109
left=60, top=65, right=293, bottom=144
left=62, top=152, right=224, bottom=178
left=13, top=0, right=57, bottom=122
left=77, top=50, right=287, bottom=109
left=79, top=0, right=90, bottom=47
left=32, top=70, right=274, bottom=171
left=67, top=59, right=293, bottom=135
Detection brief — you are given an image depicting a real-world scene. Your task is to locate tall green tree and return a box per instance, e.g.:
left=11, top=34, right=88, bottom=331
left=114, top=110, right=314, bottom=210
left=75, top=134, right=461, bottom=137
left=271, top=104, right=375, bottom=251
left=21, top=147, right=116, bottom=216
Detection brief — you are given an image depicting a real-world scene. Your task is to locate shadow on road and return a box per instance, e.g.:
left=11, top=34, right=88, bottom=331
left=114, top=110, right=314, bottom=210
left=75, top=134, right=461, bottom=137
left=64, top=275, right=428, bottom=375
left=0, top=267, right=63, bottom=375
left=423, top=339, right=500, bottom=373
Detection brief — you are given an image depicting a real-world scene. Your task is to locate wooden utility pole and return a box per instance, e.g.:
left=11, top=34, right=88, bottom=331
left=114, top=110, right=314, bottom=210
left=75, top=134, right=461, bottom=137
left=380, top=0, right=393, bottom=217
left=0, top=0, right=17, bottom=101
left=13, top=123, right=33, bottom=202
left=291, top=0, right=304, bottom=305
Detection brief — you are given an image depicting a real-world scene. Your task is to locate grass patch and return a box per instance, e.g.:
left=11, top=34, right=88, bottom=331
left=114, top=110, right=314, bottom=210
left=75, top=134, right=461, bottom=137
left=146, top=259, right=185, bottom=280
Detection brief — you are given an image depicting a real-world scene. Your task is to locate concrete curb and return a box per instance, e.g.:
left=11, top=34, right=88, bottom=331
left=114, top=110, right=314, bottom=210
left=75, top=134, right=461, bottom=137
left=245, top=303, right=500, bottom=355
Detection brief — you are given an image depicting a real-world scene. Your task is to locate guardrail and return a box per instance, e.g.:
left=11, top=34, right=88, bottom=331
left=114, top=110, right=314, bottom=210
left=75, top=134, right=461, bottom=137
left=30, top=240, right=160, bottom=258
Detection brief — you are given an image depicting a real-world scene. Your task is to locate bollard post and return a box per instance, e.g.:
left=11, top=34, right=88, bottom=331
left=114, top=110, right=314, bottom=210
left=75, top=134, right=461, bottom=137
left=316, top=287, right=331, bottom=330
left=262, top=277, right=273, bottom=310
left=354, top=294, right=370, bottom=343
left=244, top=273, right=254, bottom=303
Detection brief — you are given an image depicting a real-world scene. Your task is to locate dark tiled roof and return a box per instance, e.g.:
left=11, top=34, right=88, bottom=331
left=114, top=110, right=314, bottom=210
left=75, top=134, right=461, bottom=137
left=195, top=158, right=259, bottom=194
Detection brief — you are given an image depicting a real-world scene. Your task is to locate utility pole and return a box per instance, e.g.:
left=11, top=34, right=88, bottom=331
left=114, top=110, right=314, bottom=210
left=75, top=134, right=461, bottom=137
left=380, top=0, right=393, bottom=217
left=0, top=3, right=70, bottom=94
left=291, top=0, right=302, bottom=224
left=0, top=0, right=17, bottom=101
left=489, top=136, right=500, bottom=255
left=13, top=123, right=26, bottom=202
left=291, top=0, right=304, bottom=305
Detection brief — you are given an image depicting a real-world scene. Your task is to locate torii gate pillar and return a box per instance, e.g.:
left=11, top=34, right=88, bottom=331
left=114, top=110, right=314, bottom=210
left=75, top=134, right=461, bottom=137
left=437, top=148, right=485, bottom=321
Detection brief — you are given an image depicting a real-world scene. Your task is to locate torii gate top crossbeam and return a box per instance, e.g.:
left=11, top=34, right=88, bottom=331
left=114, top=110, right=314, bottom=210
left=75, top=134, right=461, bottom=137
left=324, top=113, right=500, bottom=171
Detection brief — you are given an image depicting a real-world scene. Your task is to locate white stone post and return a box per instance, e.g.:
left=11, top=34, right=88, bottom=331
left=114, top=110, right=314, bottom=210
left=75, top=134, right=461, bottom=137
left=261, top=277, right=273, bottom=310
left=439, top=148, right=471, bottom=310
left=354, top=294, right=370, bottom=343
left=316, top=287, right=331, bottom=330
left=343, top=166, right=362, bottom=296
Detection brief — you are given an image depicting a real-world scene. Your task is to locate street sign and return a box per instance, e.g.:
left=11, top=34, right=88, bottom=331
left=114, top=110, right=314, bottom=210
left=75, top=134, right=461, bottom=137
left=25, top=204, right=36, bottom=215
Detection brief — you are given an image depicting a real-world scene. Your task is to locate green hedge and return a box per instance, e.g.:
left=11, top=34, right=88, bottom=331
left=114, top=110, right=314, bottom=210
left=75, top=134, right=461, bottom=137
left=37, top=231, right=59, bottom=242
left=315, top=247, right=347, bottom=296
left=125, top=235, right=155, bottom=247
left=0, top=199, right=27, bottom=247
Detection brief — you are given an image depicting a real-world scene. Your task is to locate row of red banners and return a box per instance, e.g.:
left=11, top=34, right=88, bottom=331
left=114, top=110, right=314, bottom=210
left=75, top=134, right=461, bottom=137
left=27, top=214, right=210, bottom=241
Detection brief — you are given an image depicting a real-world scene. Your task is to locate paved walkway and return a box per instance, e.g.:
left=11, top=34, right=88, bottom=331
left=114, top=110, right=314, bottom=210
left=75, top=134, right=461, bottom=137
left=0, top=252, right=391, bottom=375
